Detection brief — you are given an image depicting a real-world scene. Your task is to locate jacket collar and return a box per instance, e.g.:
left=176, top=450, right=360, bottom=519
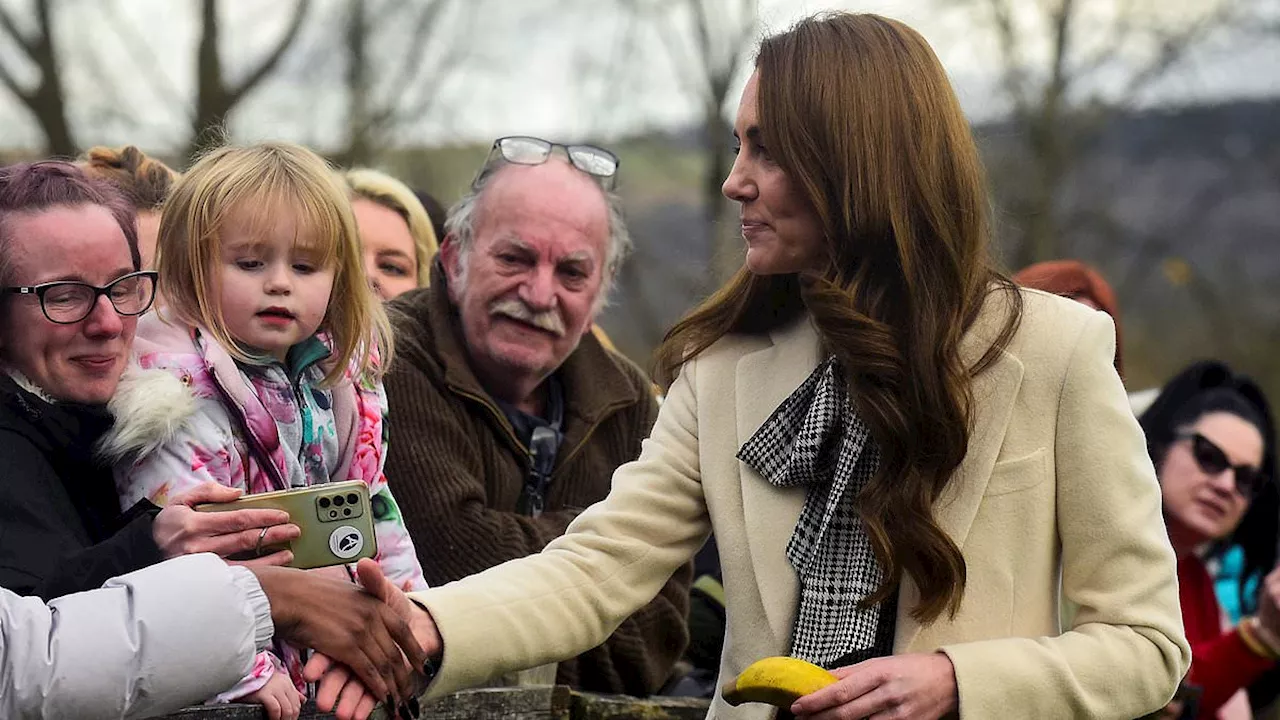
left=395, top=263, right=642, bottom=451
left=0, top=373, right=113, bottom=465
left=6, top=371, right=57, bottom=404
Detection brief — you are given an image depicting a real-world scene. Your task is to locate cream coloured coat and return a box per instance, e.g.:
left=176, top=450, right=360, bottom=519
left=411, top=288, right=1190, bottom=719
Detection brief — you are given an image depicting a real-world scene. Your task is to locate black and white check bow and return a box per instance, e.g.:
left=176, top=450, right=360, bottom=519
left=737, top=356, right=895, bottom=668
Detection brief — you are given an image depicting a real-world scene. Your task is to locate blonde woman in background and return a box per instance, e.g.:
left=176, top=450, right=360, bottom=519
left=345, top=168, right=439, bottom=300
left=79, top=145, right=179, bottom=269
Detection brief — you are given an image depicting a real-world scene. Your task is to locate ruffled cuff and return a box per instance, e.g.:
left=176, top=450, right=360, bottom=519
left=210, top=651, right=282, bottom=704
left=228, top=566, right=275, bottom=652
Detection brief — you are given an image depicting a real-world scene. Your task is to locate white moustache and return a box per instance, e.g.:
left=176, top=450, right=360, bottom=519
left=490, top=298, right=565, bottom=337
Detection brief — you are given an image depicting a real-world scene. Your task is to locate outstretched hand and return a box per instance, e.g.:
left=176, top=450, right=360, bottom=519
left=355, top=558, right=442, bottom=658
left=250, top=563, right=427, bottom=709
left=305, top=559, right=442, bottom=720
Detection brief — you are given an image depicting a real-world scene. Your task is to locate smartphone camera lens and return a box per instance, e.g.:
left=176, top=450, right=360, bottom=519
left=343, top=508, right=352, bottom=517
left=346, top=493, right=359, bottom=505
left=333, top=495, right=345, bottom=507
left=318, top=497, right=330, bottom=509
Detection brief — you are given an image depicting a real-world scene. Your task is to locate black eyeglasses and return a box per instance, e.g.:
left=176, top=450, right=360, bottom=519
left=1178, top=431, right=1268, bottom=499
left=1, top=270, right=158, bottom=324
left=474, top=136, right=619, bottom=191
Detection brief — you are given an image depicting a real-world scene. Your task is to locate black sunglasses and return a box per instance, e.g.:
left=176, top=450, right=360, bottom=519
left=1178, top=431, right=1268, bottom=499
left=474, top=136, right=619, bottom=191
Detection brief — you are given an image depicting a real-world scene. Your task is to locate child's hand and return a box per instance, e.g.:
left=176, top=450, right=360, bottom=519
left=307, top=654, right=386, bottom=720
left=245, top=670, right=304, bottom=720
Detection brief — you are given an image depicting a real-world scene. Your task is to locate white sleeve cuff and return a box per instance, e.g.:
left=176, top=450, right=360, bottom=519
left=227, top=566, right=275, bottom=652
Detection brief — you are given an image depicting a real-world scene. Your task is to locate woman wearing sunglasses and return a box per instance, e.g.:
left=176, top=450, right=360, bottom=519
left=1139, top=361, right=1278, bottom=719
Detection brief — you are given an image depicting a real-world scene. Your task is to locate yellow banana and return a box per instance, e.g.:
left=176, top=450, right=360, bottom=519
left=721, top=656, right=838, bottom=707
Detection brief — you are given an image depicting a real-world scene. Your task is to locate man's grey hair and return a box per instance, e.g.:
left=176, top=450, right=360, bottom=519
left=443, top=164, right=633, bottom=314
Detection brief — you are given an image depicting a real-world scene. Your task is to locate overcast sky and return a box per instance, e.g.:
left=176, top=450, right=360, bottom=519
left=1, top=0, right=1278, bottom=154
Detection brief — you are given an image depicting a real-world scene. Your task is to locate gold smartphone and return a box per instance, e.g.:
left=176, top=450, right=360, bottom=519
left=196, top=481, right=378, bottom=569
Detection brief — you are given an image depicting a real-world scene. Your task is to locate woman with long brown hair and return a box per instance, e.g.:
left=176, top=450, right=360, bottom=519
left=309, top=12, right=1187, bottom=720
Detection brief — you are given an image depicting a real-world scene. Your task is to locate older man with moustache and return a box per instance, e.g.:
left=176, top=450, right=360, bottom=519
left=382, top=137, right=691, bottom=696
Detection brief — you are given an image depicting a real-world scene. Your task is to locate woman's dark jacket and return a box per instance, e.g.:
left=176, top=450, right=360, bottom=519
left=0, top=376, right=164, bottom=600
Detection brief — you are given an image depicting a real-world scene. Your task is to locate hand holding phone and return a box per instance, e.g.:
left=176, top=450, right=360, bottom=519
left=196, top=481, right=378, bottom=570
left=153, top=482, right=302, bottom=566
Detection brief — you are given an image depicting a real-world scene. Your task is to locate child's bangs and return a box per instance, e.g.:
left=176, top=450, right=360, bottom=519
left=222, top=181, right=343, bottom=267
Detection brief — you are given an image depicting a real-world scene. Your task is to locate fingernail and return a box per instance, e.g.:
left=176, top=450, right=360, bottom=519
left=385, top=695, right=394, bottom=708
left=397, top=704, right=413, bottom=720
left=409, top=697, right=420, bottom=716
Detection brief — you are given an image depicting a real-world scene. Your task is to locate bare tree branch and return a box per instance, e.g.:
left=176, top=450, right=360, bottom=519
left=188, top=0, right=313, bottom=159
left=0, top=0, right=76, bottom=155
left=95, top=0, right=190, bottom=120
left=384, top=0, right=451, bottom=100
left=690, top=0, right=716, bottom=86
left=1045, top=0, right=1074, bottom=105
left=379, top=1, right=469, bottom=135
left=653, top=0, right=756, bottom=283
left=0, top=2, right=36, bottom=56
left=649, top=0, right=713, bottom=98
left=590, top=5, right=644, bottom=136
left=336, top=0, right=476, bottom=162
left=1073, top=0, right=1139, bottom=79
left=0, top=58, right=29, bottom=102
left=225, top=0, right=311, bottom=108
left=985, top=0, right=1031, bottom=123
left=1115, top=1, right=1240, bottom=100
left=953, top=0, right=1242, bottom=266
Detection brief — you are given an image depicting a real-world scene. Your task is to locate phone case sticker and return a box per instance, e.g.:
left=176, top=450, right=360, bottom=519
left=329, top=525, right=366, bottom=560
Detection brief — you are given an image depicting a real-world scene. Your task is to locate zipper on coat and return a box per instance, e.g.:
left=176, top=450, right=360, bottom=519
left=288, top=369, right=316, bottom=478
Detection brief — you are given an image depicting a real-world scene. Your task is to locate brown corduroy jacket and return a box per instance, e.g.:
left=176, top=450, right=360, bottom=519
left=382, top=269, right=692, bottom=695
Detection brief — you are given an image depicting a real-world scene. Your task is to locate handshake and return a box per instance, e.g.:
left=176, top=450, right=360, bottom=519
left=252, top=559, right=441, bottom=720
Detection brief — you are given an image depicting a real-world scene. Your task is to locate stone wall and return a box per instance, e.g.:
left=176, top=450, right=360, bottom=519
left=147, top=686, right=711, bottom=720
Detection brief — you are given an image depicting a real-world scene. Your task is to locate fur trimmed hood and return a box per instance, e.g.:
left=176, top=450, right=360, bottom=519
left=96, top=363, right=197, bottom=464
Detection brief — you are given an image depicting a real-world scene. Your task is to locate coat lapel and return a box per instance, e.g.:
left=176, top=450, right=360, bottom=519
left=735, top=317, right=822, bottom=647
left=734, top=296, right=1026, bottom=654
left=894, top=330, right=1025, bottom=652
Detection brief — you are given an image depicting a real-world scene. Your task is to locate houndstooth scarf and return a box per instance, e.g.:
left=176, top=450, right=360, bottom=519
left=737, top=356, right=895, bottom=668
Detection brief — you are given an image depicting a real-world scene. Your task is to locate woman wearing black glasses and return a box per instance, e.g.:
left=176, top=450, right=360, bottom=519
left=0, top=161, right=305, bottom=599
left=0, top=161, right=437, bottom=716
left=1139, top=360, right=1278, bottom=719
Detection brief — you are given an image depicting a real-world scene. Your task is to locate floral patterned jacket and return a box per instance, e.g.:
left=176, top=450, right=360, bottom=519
left=103, top=310, right=427, bottom=702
